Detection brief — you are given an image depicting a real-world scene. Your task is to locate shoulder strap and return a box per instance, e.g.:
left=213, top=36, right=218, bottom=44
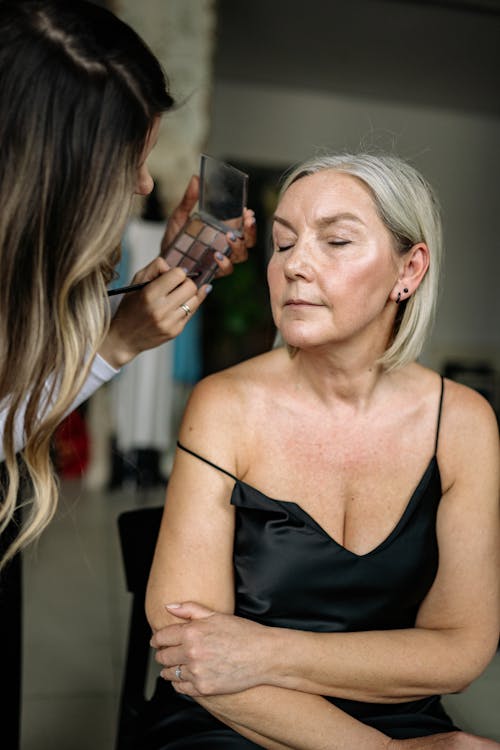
left=176, top=440, right=238, bottom=481
left=434, top=376, right=445, bottom=455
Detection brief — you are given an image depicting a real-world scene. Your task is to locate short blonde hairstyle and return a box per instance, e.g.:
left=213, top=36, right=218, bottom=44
left=277, top=153, right=443, bottom=371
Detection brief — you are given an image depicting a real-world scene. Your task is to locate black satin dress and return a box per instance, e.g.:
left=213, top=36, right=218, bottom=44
left=140, top=378, right=457, bottom=748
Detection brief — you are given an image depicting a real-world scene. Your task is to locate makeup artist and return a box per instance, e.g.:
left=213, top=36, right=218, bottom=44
left=0, top=0, right=255, bottom=569
left=146, top=152, right=500, bottom=749
left=0, top=1, right=254, bottom=744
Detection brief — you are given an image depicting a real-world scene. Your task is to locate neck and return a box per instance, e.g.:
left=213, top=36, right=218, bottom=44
left=289, top=342, right=394, bottom=409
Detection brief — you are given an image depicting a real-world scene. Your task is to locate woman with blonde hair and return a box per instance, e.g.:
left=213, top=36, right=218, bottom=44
left=147, top=153, right=499, bottom=748
left=0, top=0, right=255, bottom=569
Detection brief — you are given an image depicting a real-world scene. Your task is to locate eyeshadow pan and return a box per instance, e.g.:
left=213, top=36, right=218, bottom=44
left=187, top=240, right=207, bottom=261
left=213, top=232, right=229, bottom=252
left=199, top=225, right=217, bottom=244
left=164, top=247, right=184, bottom=266
left=185, top=218, right=204, bottom=237
left=178, top=256, right=196, bottom=273
left=175, top=232, right=193, bottom=253
left=198, top=249, right=216, bottom=270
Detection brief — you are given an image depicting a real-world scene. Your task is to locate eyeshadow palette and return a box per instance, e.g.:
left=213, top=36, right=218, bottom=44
left=162, top=155, right=248, bottom=288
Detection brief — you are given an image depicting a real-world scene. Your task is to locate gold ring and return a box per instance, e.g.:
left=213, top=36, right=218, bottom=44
left=180, top=303, right=191, bottom=317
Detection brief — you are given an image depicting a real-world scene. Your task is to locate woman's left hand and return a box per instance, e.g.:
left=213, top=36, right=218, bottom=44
left=160, top=175, right=257, bottom=276
left=150, top=602, right=271, bottom=697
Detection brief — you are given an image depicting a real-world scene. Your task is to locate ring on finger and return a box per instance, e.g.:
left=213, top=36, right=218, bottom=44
left=175, top=665, right=183, bottom=680
left=180, top=303, right=191, bottom=317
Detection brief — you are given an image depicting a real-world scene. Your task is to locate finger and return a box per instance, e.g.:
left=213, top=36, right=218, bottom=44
left=165, top=601, right=215, bottom=619
left=129, top=256, right=170, bottom=284
left=160, top=665, right=193, bottom=683
left=213, top=251, right=233, bottom=278
left=150, top=625, right=184, bottom=649
left=175, top=174, right=199, bottom=215
left=171, top=679, right=200, bottom=697
left=161, top=176, right=200, bottom=252
left=226, top=233, right=248, bottom=265
left=175, top=292, right=201, bottom=323
left=242, top=209, right=257, bottom=248
left=155, top=645, right=185, bottom=668
left=146, top=268, right=197, bottom=301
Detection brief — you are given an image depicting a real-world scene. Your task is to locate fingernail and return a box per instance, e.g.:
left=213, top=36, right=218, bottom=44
left=214, top=252, right=224, bottom=261
left=165, top=602, right=181, bottom=609
left=229, top=231, right=238, bottom=241
left=180, top=267, right=189, bottom=275
left=204, top=284, right=213, bottom=294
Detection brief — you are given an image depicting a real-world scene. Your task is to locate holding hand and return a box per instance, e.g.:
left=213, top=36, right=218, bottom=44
left=160, top=175, right=257, bottom=275
left=151, top=601, right=270, bottom=697
left=99, top=259, right=207, bottom=369
left=99, top=175, right=256, bottom=369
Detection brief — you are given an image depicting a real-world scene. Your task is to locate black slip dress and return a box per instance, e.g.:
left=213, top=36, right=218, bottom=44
left=140, top=376, right=457, bottom=748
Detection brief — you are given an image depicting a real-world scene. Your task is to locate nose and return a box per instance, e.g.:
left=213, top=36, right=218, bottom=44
left=135, top=164, right=154, bottom=196
left=282, top=239, right=314, bottom=281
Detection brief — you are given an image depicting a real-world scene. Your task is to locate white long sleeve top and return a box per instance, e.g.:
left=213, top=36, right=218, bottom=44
left=0, top=353, right=118, bottom=461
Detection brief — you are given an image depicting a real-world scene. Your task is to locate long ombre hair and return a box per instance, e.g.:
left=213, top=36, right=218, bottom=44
left=0, top=0, right=174, bottom=569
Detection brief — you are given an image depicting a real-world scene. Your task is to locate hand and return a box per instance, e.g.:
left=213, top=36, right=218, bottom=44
left=99, top=258, right=207, bottom=369
left=150, top=601, right=270, bottom=697
left=160, top=175, right=257, bottom=278
left=389, top=732, right=500, bottom=749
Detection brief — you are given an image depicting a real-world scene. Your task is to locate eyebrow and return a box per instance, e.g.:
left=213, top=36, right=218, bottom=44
left=272, top=212, right=365, bottom=230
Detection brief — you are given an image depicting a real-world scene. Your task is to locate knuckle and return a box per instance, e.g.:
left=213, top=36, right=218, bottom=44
left=196, top=679, right=212, bottom=696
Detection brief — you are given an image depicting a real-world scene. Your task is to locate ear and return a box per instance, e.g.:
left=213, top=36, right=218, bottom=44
left=390, top=242, right=430, bottom=303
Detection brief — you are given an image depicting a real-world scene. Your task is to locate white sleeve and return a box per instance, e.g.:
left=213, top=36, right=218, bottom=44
left=0, top=354, right=119, bottom=461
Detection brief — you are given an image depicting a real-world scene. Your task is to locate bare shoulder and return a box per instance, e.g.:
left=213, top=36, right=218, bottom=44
left=441, top=376, right=499, bottom=443
left=439, top=376, right=499, bottom=488
left=178, top=348, right=288, bottom=465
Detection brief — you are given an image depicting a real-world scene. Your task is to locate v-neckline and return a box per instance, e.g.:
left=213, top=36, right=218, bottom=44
left=232, top=456, right=440, bottom=559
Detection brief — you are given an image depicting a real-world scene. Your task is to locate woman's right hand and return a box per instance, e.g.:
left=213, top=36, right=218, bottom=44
left=389, top=732, right=500, bottom=749
left=99, top=257, right=209, bottom=369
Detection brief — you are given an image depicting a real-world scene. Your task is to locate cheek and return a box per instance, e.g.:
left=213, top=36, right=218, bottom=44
left=267, top=256, right=283, bottom=295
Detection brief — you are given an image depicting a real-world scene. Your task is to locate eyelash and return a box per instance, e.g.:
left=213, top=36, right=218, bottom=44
left=275, top=240, right=351, bottom=252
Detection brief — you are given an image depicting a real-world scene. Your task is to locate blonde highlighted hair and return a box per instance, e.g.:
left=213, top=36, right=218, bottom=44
left=276, top=152, right=443, bottom=370
left=0, top=0, right=173, bottom=569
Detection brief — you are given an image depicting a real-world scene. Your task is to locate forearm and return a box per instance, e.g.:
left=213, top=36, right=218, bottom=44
left=0, top=354, right=116, bottom=460
left=193, top=685, right=390, bottom=750
left=267, top=626, right=490, bottom=702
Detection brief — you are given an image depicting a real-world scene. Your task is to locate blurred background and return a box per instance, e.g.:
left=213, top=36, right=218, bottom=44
left=19, top=0, right=500, bottom=748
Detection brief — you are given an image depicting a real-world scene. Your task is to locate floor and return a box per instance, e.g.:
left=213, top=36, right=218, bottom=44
left=21, top=478, right=500, bottom=749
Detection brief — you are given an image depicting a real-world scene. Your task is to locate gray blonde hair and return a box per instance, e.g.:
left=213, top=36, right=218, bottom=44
left=0, top=0, right=173, bottom=569
left=277, top=152, right=443, bottom=371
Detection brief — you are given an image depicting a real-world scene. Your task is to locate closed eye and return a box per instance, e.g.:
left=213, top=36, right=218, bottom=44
left=276, top=244, right=294, bottom=252
left=328, top=240, right=351, bottom=246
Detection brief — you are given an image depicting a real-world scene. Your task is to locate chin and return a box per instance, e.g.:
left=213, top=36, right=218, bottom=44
left=280, top=328, right=322, bottom=350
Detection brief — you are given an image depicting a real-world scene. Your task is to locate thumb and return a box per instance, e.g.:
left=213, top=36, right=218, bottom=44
left=165, top=601, right=215, bottom=620
left=174, top=175, right=199, bottom=216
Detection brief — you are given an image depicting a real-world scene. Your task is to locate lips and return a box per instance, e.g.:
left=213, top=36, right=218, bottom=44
left=284, top=299, right=320, bottom=306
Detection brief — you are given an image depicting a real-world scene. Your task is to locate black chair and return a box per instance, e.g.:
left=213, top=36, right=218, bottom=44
left=115, top=505, right=164, bottom=750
